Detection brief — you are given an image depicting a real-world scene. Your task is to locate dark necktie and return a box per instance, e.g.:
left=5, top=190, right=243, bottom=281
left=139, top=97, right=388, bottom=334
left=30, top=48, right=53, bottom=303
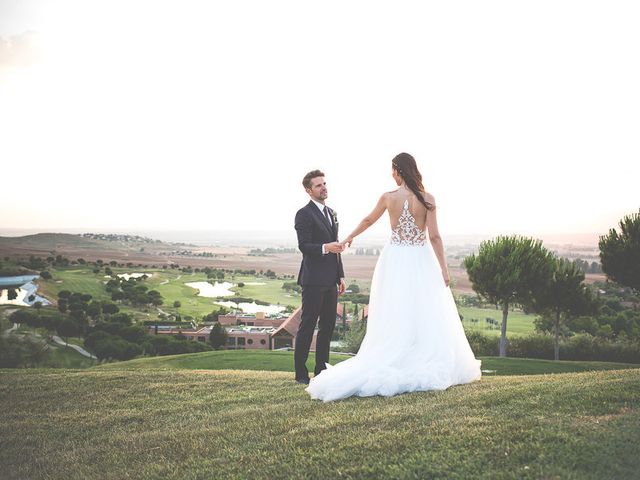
left=323, top=206, right=332, bottom=226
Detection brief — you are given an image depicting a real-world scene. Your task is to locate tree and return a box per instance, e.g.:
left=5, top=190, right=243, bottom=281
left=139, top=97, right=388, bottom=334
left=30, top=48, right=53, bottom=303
left=532, top=258, right=597, bottom=360
left=58, top=290, right=72, bottom=300
left=86, top=301, right=103, bottom=320
left=10, top=309, right=38, bottom=326
left=57, top=299, right=68, bottom=314
left=463, top=235, right=555, bottom=357
left=209, top=322, right=228, bottom=350
left=599, top=209, right=640, bottom=293
left=347, top=283, right=360, bottom=293
left=33, top=301, right=43, bottom=315
left=102, top=303, right=119, bottom=315
left=173, top=300, right=181, bottom=308
left=341, top=318, right=366, bottom=353
left=57, top=319, right=80, bottom=344
left=203, top=308, right=229, bottom=323
left=92, top=337, right=141, bottom=361
left=69, top=310, right=88, bottom=335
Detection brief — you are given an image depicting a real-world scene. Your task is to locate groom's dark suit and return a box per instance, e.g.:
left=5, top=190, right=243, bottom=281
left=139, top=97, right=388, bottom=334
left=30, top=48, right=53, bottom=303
left=294, top=200, right=344, bottom=382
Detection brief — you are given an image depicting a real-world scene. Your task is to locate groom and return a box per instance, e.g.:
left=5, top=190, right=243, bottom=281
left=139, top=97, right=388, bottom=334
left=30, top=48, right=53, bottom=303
left=294, top=170, right=346, bottom=384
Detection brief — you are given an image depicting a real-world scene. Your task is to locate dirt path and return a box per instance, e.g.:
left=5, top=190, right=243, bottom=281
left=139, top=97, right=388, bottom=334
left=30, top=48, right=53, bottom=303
left=2, top=322, right=18, bottom=337
left=51, top=335, right=97, bottom=359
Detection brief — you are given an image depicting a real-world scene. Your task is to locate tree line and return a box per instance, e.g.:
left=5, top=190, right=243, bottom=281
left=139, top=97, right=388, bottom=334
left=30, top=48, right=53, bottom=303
left=464, top=209, right=640, bottom=360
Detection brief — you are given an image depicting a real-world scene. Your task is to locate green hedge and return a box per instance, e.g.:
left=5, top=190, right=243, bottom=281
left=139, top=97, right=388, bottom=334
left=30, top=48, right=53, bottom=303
left=465, top=330, right=640, bottom=364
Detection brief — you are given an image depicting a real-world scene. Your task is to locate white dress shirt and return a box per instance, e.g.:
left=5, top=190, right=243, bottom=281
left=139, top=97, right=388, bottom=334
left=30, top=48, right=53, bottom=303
left=311, top=199, right=332, bottom=254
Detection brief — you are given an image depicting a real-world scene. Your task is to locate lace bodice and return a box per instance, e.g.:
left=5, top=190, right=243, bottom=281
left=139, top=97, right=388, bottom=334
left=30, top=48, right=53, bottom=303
left=390, top=199, right=427, bottom=246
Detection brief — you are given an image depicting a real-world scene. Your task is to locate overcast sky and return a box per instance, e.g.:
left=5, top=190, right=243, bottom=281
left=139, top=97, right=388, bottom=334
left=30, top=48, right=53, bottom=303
left=1, top=0, right=638, bottom=240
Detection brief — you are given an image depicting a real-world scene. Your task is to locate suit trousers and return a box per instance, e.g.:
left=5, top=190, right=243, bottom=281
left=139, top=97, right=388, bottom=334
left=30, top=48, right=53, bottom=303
left=294, top=284, right=338, bottom=380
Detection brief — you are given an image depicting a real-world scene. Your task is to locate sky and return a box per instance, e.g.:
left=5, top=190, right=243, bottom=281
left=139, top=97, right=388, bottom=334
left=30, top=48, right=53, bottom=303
left=0, top=0, right=638, bottom=241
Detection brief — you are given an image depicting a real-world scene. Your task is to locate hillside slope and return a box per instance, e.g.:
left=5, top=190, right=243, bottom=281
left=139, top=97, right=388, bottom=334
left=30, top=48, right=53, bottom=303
left=1, top=368, right=638, bottom=479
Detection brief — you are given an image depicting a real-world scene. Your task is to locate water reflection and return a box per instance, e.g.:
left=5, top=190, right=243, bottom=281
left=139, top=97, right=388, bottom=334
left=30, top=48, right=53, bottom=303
left=0, top=275, right=50, bottom=306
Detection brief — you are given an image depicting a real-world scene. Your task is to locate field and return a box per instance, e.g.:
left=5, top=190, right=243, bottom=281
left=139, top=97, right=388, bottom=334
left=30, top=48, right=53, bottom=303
left=29, top=265, right=541, bottom=336
left=1, top=366, right=638, bottom=479
left=459, top=306, right=536, bottom=336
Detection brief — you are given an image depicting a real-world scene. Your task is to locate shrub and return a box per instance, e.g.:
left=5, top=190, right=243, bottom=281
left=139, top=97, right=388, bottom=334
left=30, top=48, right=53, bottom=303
left=0, top=336, right=48, bottom=368
left=464, top=330, right=499, bottom=356
left=338, top=319, right=367, bottom=354
left=463, top=330, right=640, bottom=363
left=92, top=336, right=141, bottom=361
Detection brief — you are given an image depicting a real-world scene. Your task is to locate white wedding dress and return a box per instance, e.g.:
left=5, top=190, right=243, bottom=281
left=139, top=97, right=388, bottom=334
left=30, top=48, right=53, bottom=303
left=306, top=199, right=482, bottom=402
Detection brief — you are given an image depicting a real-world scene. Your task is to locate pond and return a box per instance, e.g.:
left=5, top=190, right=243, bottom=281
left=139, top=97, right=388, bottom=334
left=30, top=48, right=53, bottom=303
left=0, top=275, right=39, bottom=287
left=185, top=280, right=286, bottom=314
left=185, top=281, right=235, bottom=297
left=215, top=300, right=286, bottom=315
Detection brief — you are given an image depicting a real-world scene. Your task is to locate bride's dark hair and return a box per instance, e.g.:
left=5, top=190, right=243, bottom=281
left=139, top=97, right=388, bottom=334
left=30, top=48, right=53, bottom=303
left=392, top=152, right=435, bottom=211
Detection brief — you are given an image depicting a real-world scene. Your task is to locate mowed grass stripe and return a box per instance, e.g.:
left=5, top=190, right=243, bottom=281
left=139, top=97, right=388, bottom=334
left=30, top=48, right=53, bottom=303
left=0, top=368, right=638, bottom=479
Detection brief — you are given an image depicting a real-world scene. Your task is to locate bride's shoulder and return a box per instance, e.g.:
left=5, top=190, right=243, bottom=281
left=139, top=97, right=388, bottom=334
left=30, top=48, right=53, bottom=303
left=422, top=191, right=436, bottom=207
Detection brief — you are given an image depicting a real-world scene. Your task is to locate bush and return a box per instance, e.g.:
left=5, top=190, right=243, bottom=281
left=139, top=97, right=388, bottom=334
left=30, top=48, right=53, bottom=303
left=119, top=325, right=150, bottom=344
left=9, top=309, right=38, bottom=326
left=0, top=336, right=48, bottom=368
left=84, top=330, right=112, bottom=351
left=463, top=330, right=640, bottom=363
left=92, top=336, right=141, bottom=361
left=106, top=313, right=133, bottom=325
left=464, top=330, right=499, bottom=356
left=562, top=334, right=640, bottom=364
left=338, top=319, right=367, bottom=354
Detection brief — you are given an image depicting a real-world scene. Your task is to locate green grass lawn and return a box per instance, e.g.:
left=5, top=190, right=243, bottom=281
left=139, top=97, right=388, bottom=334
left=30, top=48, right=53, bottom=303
left=96, top=349, right=354, bottom=373
left=38, top=267, right=114, bottom=301
left=1, top=368, right=638, bottom=479
left=94, top=349, right=640, bottom=376
left=45, top=345, right=98, bottom=369
left=459, top=306, right=536, bottom=336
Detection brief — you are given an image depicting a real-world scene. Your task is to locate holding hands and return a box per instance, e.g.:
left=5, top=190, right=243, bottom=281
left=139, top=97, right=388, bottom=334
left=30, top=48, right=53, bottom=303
left=341, top=236, right=354, bottom=248
left=324, top=236, right=353, bottom=253
left=324, top=242, right=346, bottom=254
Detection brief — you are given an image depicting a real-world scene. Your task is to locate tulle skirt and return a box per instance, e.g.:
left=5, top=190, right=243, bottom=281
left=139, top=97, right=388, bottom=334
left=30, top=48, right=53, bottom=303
left=305, top=240, right=482, bottom=402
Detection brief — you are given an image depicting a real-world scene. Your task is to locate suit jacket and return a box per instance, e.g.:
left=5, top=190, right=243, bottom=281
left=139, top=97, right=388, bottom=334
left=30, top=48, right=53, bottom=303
left=295, top=200, right=345, bottom=287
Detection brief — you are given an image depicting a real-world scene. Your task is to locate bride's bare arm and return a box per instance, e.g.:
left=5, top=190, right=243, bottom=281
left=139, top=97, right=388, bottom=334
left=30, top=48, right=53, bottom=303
left=425, top=194, right=450, bottom=286
left=343, top=194, right=388, bottom=246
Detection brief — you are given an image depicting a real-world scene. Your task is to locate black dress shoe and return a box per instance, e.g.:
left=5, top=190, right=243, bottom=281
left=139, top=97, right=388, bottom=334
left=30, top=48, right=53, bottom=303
left=296, top=378, right=310, bottom=385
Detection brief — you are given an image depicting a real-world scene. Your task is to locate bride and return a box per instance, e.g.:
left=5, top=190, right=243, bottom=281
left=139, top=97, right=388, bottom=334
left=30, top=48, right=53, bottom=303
left=305, top=152, right=482, bottom=402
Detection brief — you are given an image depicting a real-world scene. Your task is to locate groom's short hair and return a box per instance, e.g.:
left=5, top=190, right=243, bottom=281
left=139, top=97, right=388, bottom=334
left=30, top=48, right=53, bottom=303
left=302, top=170, right=325, bottom=189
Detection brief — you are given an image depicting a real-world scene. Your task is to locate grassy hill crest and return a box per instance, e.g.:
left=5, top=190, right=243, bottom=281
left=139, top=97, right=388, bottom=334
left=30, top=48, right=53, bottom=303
left=1, top=366, right=638, bottom=479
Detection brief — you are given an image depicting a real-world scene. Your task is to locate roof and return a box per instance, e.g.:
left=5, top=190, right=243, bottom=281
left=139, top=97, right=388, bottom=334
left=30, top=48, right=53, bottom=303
left=271, top=307, right=301, bottom=338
